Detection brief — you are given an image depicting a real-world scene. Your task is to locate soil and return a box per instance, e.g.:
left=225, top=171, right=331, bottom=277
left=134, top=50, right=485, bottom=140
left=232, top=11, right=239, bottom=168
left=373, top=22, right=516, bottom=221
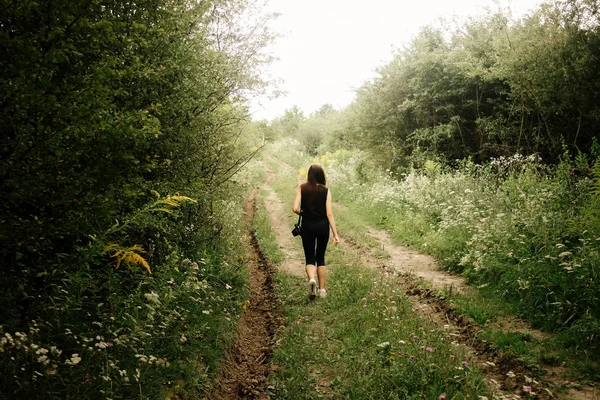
left=207, top=191, right=282, bottom=400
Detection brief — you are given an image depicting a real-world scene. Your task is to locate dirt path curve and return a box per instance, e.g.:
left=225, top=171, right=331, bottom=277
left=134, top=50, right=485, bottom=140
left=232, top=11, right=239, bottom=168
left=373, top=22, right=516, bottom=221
left=207, top=190, right=282, bottom=400
left=365, top=226, right=469, bottom=294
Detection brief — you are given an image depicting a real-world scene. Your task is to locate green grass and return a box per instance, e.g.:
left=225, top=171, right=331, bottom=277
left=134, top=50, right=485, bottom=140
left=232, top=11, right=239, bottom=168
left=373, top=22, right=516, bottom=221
left=332, top=203, right=389, bottom=258
left=444, top=285, right=519, bottom=325
left=255, top=192, right=285, bottom=264
left=268, top=260, right=490, bottom=399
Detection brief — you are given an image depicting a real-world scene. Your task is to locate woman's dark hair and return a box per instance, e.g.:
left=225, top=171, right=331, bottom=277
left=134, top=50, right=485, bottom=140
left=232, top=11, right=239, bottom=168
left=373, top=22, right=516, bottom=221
left=307, top=164, right=326, bottom=186
left=301, top=164, right=326, bottom=209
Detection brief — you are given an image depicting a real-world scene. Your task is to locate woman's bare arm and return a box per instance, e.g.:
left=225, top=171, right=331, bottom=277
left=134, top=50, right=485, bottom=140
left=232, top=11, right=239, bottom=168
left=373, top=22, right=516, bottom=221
left=326, top=189, right=340, bottom=246
left=292, top=185, right=302, bottom=215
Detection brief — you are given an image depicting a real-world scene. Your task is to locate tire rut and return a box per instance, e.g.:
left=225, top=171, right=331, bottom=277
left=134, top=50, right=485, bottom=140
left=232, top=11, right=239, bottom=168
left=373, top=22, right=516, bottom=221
left=207, top=190, right=282, bottom=400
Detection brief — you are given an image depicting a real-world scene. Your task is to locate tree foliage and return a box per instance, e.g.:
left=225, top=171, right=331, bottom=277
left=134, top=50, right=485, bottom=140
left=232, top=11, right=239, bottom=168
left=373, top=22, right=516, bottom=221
left=345, top=0, right=600, bottom=170
left=0, top=0, right=273, bottom=397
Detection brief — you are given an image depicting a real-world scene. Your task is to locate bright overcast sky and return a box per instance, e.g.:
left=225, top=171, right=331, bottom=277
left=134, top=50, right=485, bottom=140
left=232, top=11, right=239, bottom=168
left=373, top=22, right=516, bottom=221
left=250, top=0, right=543, bottom=121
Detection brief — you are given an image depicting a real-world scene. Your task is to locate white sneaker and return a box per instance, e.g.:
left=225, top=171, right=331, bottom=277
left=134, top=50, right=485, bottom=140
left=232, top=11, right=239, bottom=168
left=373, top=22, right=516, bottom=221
left=318, top=289, right=327, bottom=298
left=308, top=279, right=317, bottom=299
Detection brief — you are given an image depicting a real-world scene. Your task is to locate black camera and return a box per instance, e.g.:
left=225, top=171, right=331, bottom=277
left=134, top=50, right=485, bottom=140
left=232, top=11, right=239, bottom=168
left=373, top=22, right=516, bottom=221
left=291, top=224, right=302, bottom=237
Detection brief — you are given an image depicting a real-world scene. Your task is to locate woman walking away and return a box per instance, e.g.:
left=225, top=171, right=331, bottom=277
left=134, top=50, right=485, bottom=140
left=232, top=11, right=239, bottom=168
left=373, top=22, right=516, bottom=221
left=293, top=164, right=340, bottom=299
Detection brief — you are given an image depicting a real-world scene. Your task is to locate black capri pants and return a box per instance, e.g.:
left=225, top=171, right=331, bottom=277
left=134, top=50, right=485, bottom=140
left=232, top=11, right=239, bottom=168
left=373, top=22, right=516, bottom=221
left=301, top=218, right=330, bottom=267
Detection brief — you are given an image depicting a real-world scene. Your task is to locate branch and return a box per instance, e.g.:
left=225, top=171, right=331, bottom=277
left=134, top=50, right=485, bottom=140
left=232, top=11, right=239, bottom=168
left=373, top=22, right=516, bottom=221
left=216, top=144, right=265, bottom=186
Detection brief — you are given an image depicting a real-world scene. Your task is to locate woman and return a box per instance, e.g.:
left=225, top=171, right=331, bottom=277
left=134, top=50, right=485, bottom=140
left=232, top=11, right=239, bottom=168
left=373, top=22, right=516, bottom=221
left=292, top=164, right=340, bottom=299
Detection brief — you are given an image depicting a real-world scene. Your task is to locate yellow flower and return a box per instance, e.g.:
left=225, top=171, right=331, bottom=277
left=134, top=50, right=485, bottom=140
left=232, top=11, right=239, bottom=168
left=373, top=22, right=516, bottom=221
left=103, top=244, right=151, bottom=274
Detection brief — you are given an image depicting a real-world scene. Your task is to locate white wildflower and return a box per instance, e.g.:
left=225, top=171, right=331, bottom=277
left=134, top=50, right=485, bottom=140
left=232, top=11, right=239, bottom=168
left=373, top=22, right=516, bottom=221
left=144, top=292, right=161, bottom=305
left=65, top=353, right=81, bottom=365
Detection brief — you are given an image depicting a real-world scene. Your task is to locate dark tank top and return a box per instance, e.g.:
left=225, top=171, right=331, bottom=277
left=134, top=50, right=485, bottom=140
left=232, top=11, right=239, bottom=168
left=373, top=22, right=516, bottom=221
left=301, top=184, right=328, bottom=222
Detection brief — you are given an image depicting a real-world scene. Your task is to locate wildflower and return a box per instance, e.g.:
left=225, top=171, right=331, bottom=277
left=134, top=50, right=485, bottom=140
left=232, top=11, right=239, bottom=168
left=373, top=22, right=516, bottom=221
left=449, top=355, right=455, bottom=360
left=144, top=292, right=161, bottom=305
left=410, top=355, right=415, bottom=359
left=66, top=353, right=81, bottom=365
left=363, top=304, right=367, bottom=308
left=523, top=386, right=532, bottom=392
left=439, top=395, right=446, bottom=400
left=413, top=335, right=419, bottom=340
left=4, top=333, right=14, bottom=345
left=462, top=361, right=469, bottom=365
left=362, top=297, right=367, bottom=301
left=377, top=342, right=390, bottom=348
left=135, top=354, right=148, bottom=363
left=426, top=347, right=434, bottom=352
